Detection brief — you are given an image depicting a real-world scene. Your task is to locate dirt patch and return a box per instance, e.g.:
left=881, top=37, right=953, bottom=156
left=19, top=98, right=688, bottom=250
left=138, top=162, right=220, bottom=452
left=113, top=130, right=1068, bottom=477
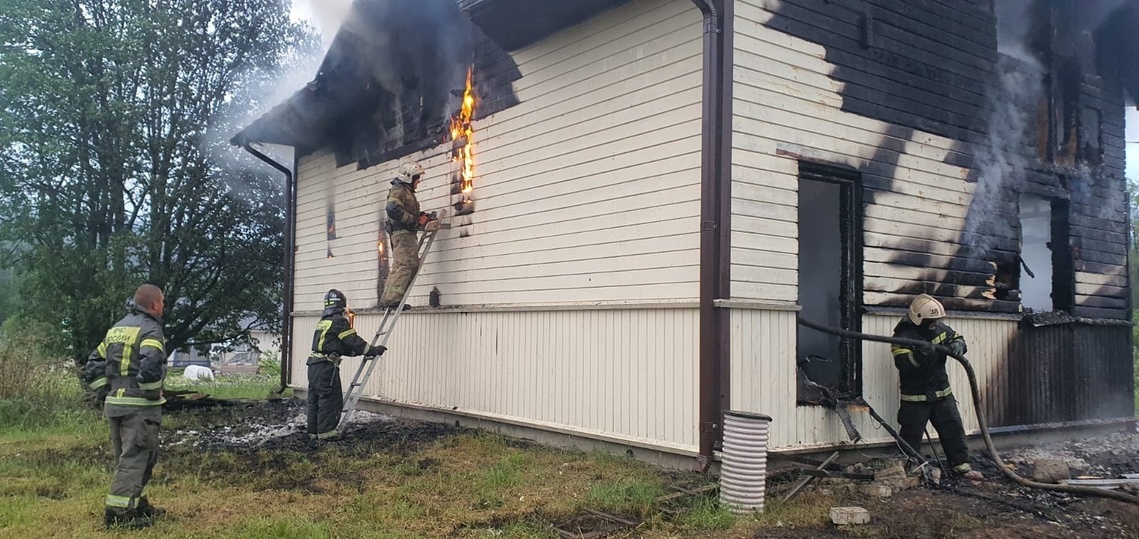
left=1000, top=430, right=1139, bottom=479
left=164, top=398, right=465, bottom=454
left=157, top=399, right=470, bottom=493
left=743, top=483, right=1139, bottom=539
left=150, top=401, right=1139, bottom=538
left=751, top=425, right=1139, bottom=539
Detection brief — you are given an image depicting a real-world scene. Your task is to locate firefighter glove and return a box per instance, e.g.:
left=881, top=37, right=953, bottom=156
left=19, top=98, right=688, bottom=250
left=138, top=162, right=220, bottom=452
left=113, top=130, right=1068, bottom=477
left=948, top=340, right=967, bottom=357
left=364, top=345, right=387, bottom=359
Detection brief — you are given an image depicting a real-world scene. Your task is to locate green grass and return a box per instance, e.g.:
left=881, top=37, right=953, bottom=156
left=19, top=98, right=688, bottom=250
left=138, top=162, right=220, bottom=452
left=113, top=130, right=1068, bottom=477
left=583, top=476, right=665, bottom=517
left=497, top=520, right=560, bottom=539
left=0, top=405, right=751, bottom=538
left=229, top=517, right=331, bottom=539
left=677, top=496, right=737, bottom=530
left=164, top=371, right=287, bottom=400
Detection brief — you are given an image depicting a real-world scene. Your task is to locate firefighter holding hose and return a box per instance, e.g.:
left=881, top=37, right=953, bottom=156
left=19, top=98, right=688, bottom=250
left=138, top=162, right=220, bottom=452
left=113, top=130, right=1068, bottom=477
left=891, top=294, right=984, bottom=481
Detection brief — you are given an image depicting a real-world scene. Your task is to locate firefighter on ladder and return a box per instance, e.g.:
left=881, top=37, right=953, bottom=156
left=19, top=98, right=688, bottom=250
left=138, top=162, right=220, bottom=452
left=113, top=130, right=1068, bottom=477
left=306, top=289, right=385, bottom=440
left=380, top=161, right=436, bottom=309
left=891, top=294, right=984, bottom=481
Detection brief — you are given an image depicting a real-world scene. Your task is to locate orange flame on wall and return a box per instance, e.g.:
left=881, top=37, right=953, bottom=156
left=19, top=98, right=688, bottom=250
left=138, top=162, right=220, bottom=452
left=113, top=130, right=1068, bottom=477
left=449, top=68, right=475, bottom=196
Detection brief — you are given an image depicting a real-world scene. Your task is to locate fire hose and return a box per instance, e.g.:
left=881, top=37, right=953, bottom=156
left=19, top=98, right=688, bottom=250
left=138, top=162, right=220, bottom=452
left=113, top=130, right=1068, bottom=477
left=796, top=316, right=1139, bottom=505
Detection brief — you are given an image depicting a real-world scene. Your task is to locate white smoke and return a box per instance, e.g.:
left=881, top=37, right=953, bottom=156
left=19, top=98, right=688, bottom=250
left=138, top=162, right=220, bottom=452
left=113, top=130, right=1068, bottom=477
left=292, top=0, right=351, bottom=49
left=1127, top=108, right=1138, bottom=183
left=962, top=2, right=1046, bottom=256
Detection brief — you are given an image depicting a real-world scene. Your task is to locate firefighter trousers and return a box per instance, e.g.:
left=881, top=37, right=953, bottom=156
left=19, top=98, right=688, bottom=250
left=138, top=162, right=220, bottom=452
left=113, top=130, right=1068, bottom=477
left=380, top=231, right=419, bottom=306
left=307, top=360, right=343, bottom=438
left=105, top=407, right=161, bottom=513
left=898, top=397, right=973, bottom=473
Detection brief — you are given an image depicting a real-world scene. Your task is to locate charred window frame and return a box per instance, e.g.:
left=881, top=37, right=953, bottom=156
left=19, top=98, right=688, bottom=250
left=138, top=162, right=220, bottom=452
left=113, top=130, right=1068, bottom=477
left=331, top=27, right=522, bottom=172
left=1050, top=198, right=1074, bottom=311
left=1016, top=194, right=1074, bottom=313
left=795, top=163, right=863, bottom=405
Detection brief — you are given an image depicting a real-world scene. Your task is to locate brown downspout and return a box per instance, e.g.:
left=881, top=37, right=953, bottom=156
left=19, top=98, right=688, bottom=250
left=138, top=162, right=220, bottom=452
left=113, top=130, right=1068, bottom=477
left=690, top=0, right=733, bottom=471
left=243, top=143, right=296, bottom=395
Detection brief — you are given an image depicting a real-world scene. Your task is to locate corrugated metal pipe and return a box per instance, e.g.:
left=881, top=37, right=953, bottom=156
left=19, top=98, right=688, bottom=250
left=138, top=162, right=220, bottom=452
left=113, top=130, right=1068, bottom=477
left=797, top=316, right=1139, bottom=505
left=719, top=410, right=772, bottom=513
left=242, top=143, right=294, bottom=395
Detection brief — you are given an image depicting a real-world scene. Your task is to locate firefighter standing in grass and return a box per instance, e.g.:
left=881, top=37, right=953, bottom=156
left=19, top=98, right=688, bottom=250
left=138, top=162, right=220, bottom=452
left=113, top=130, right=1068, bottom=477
left=380, top=161, right=435, bottom=309
left=89, top=284, right=168, bottom=529
left=78, top=298, right=137, bottom=408
left=306, top=289, right=385, bottom=439
left=891, top=294, right=984, bottom=481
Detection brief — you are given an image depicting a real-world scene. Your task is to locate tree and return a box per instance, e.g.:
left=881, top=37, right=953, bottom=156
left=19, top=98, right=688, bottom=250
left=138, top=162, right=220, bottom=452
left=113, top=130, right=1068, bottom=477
left=0, top=0, right=318, bottom=357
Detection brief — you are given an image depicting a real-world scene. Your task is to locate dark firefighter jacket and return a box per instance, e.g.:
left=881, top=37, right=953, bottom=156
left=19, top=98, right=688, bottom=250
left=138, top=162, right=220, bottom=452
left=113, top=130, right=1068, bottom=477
left=890, top=318, right=967, bottom=403
left=307, top=311, right=373, bottom=364
left=88, top=307, right=167, bottom=412
left=385, top=179, right=420, bottom=234
left=79, top=357, right=110, bottom=403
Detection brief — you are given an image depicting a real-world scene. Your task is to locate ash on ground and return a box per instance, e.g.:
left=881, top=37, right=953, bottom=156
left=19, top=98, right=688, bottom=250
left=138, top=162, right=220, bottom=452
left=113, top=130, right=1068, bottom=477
left=164, top=398, right=408, bottom=450
left=998, top=425, right=1139, bottom=479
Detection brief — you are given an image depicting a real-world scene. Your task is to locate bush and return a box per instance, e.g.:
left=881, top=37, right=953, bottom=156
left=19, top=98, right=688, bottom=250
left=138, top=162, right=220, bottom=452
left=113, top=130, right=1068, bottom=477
left=0, top=317, right=88, bottom=430
left=259, top=350, right=281, bottom=378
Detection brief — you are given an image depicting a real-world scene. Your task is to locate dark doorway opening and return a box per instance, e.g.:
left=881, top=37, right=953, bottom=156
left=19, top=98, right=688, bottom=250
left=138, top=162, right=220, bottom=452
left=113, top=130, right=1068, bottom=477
left=796, top=163, right=862, bottom=404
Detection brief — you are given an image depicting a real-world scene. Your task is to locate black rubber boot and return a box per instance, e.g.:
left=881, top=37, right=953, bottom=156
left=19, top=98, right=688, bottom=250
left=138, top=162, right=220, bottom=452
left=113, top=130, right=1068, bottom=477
left=104, top=508, right=153, bottom=530
left=137, top=497, right=166, bottom=520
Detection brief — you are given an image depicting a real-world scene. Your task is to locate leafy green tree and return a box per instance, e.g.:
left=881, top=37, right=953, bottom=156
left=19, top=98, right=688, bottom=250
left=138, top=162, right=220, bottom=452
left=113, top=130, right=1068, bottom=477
left=0, top=0, right=318, bottom=358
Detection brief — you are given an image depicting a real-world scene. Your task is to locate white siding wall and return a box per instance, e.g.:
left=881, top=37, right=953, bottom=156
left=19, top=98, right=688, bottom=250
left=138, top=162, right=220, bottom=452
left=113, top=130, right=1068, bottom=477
left=293, top=0, right=704, bottom=311
left=729, top=309, right=1016, bottom=450
left=293, top=308, right=700, bottom=451
left=289, top=0, right=705, bottom=452
left=729, top=0, right=975, bottom=303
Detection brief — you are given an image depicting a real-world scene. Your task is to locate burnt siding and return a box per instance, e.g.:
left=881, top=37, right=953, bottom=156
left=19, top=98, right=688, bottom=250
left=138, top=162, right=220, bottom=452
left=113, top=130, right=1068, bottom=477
left=761, top=0, right=1131, bottom=317
left=1067, top=69, right=1130, bottom=319
left=759, top=0, right=1013, bottom=312
left=352, top=29, right=523, bottom=170
left=761, top=0, right=996, bottom=144
left=996, top=322, right=1134, bottom=426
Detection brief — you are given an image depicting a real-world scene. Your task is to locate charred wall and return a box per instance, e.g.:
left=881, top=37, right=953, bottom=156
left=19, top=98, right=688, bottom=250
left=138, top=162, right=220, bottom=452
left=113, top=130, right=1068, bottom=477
left=755, top=0, right=1134, bottom=424
left=309, top=0, right=522, bottom=171
left=985, top=317, right=1135, bottom=426
left=760, top=0, right=1018, bottom=312
left=759, top=0, right=995, bottom=145
left=763, top=0, right=1130, bottom=318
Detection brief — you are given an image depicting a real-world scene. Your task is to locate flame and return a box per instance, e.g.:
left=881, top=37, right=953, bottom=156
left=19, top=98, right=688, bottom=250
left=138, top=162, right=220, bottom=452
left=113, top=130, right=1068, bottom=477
left=449, top=67, right=475, bottom=196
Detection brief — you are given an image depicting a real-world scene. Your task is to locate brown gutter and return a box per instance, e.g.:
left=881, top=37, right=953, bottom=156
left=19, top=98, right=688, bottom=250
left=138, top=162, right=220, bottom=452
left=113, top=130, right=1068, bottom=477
left=690, top=0, right=733, bottom=471
left=242, top=143, right=296, bottom=394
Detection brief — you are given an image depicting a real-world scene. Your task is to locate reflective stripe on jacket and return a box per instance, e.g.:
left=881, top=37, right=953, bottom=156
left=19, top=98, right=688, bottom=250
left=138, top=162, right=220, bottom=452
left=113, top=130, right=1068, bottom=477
left=90, top=309, right=167, bottom=409
left=891, top=318, right=965, bottom=403
left=307, top=313, right=371, bottom=364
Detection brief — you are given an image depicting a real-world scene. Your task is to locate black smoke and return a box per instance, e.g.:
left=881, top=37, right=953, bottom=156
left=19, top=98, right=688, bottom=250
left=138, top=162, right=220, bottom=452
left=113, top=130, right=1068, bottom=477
left=320, top=0, right=474, bottom=152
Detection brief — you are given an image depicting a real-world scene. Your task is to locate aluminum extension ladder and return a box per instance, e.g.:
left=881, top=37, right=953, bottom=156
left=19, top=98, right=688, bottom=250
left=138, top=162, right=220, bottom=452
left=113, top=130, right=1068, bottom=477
left=338, top=220, right=447, bottom=431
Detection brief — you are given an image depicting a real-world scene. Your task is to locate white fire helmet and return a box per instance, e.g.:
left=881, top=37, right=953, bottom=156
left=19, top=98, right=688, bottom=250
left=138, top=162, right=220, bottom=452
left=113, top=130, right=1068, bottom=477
left=398, top=161, right=425, bottom=184
left=907, top=294, right=946, bottom=325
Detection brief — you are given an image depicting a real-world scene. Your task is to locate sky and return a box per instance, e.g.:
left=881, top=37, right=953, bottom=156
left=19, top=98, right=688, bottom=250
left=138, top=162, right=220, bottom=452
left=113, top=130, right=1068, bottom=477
left=1127, top=107, right=1138, bottom=184
left=289, top=0, right=348, bottom=49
